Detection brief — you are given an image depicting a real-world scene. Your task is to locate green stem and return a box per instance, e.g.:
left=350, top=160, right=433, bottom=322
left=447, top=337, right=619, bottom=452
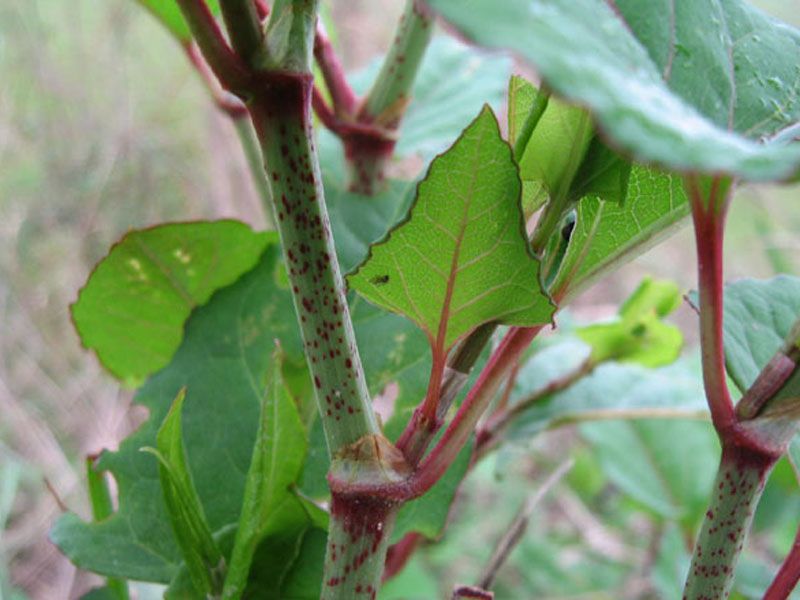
left=346, top=0, right=434, bottom=194
left=682, top=442, right=777, bottom=599
left=232, top=116, right=275, bottom=227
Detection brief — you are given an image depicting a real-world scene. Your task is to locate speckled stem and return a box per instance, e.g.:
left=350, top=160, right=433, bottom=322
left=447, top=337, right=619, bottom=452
left=682, top=443, right=777, bottom=600
left=322, top=496, right=397, bottom=600
left=248, top=73, right=380, bottom=452
left=346, top=0, right=434, bottom=194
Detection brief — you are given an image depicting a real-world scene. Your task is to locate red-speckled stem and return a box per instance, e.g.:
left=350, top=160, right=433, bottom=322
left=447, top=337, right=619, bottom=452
left=248, top=72, right=380, bottom=452
left=322, top=495, right=397, bottom=600
left=682, top=443, right=777, bottom=599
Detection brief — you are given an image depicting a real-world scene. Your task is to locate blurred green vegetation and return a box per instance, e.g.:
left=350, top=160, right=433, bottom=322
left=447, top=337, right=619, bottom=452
left=0, top=0, right=798, bottom=598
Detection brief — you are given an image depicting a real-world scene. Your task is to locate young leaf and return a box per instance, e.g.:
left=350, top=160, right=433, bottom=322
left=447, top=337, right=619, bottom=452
left=348, top=106, right=554, bottom=354
left=549, top=166, right=690, bottom=300
left=576, top=278, right=683, bottom=367
left=428, top=0, right=800, bottom=181
left=223, top=350, right=307, bottom=598
left=143, top=389, right=224, bottom=596
left=71, top=221, right=270, bottom=386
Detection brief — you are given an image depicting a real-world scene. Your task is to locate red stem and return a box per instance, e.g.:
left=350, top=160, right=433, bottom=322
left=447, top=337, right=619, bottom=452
left=383, top=532, right=422, bottom=582
left=688, top=176, right=736, bottom=436
left=175, top=0, right=250, bottom=94
left=408, top=325, right=544, bottom=495
left=314, top=25, right=359, bottom=116
left=763, top=526, right=800, bottom=600
left=186, top=43, right=249, bottom=118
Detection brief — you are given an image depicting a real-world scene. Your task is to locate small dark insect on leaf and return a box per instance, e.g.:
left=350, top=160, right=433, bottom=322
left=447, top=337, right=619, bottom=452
left=370, top=274, right=390, bottom=285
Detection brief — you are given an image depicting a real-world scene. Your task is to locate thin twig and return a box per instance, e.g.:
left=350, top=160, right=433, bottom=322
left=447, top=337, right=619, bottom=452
left=763, top=524, right=800, bottom=600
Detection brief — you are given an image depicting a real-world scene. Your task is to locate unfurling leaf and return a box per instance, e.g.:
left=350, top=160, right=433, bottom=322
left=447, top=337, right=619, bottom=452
left=142, top=389, right=225, bottom=596
left=222, top=349, right=308, bottom=598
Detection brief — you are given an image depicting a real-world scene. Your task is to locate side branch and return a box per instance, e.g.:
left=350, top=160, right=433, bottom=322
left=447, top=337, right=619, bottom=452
left=175, top=0, right=251, bottom=94
left=314, top=25, right=358, bottom=116
left=763, top=524, right=800, bottom=600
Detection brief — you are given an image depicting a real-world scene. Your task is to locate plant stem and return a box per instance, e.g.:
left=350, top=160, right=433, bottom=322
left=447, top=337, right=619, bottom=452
left=219, top=0, right=264, bottom=65
left=763, top=525, right=800, bottom=600
left=231, top=116, right=275, bottom=227
left=174, top=0, right=250, bottom=93
left=314, top=24, right=358, bottom=116
left=687, top=175, right=736, bottom=435
left=682, top=442, right=778, bottom=599
left=346, top=0, right=434, bottom=193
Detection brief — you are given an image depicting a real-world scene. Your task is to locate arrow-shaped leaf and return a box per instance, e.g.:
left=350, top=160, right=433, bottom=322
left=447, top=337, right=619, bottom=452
left=348, top=106, right=554, bottom=356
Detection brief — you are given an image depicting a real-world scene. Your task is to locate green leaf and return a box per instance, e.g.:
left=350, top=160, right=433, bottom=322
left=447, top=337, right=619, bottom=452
left=222, top=351, right=307, bottom=599
left=144, top=389, right=224, bottom=596
left=549, top=166, right=690, bottom=299
left=52, top=244, right=302, bottom=583
left=721, top=275, right=800, bottom=393
left=580, top=418, right=719, bottom=527
left=576, top=278, right=683, bottom=367
left=349, top=106, right=554, bottom=352
left=136, top=0, right=221, bottom=43
left=71, top=221, right=270, bottom=386
left=53, top=233, right=428, bottom=585
left=428, top=0, right=800, bottom=181
left=516, top=92, right=594, bottom=211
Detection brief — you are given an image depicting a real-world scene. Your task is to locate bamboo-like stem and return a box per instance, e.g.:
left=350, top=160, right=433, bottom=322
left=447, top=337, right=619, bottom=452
left=763, top=525, right=800, bottom=600
left=682, top=443, right=777, bottom=599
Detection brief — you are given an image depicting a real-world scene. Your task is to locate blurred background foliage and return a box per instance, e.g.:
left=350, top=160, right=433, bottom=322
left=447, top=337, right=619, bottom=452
left=0, top=0, right=799, bottom=598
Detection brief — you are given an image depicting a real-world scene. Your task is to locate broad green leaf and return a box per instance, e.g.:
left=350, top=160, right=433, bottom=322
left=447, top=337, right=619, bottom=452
left=79, top=589, right=118, bottom=600
left=506, top=342, right=708, bottom=441
left=144, top=389, right=224, bottom=596
left=71, top=221, right=269, bottom=386
left=136, top=0, right=221, bottom=43
left=52, top=244, right=302, bottom=583
left=223, top=353, right=306, bottom=599
left=379, top=557, right=440, bottom=600
left=53, top=231, right=429, bottom=584
left=428, top=0, right=800, bottom=181
left=576, top=278, right=683, bottom=367
left=349, top=107, right=554, bottom=352
left=721, top=275, right=800, bottom=392
left=550, top=166, right=690, bottom=300
left=580, top=418, right=718, bottom=527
